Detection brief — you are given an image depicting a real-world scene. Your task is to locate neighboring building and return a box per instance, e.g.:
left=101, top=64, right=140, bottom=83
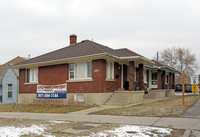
left=145, top=60, right=180, bottom=90
left=13, top=35, right=178, bottom=105
left=0, top=57, right=26, bottom=103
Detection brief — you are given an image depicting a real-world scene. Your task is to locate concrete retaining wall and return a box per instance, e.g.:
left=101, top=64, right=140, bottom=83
left=18, top=93, right=113, bottom=106
left=144, top=89, right=165, bottom=99
left=165, top=89, right=175, bottom=97
left=106, top=91, right=144, bottom=106
left=130, top=91, right=144, bottom=104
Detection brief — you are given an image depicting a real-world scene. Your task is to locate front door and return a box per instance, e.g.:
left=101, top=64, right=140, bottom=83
left=149, top=71, right=158, bottom=89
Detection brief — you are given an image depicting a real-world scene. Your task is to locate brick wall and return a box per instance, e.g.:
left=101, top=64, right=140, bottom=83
left=39, top=64, right=68, bottom=85
left=19, top=59, right=115, bottom=94
left=19, top=69, right=37, bottom=93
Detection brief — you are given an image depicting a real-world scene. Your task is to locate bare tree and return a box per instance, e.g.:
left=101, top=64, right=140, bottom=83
left=154, top=47, right=199, bottom=83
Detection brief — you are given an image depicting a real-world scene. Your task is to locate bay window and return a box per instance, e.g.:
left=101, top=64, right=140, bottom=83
left=69, top=62, right=92, bottom=80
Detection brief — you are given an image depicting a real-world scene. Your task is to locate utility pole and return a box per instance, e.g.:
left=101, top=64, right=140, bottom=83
left=157, top=51, right=159, bottom=62
left=182, top=71, right=185, bottom=105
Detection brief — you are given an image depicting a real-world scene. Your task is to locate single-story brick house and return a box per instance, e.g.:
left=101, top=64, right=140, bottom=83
left=13, top=35, right=178, bottom=105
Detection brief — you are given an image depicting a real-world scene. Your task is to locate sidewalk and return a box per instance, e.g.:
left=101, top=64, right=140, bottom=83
left=0, top=97, right=200, bottom=136
left=0, top=112, right=200, bottom=131
left=180, top=96, right=200, bottom=119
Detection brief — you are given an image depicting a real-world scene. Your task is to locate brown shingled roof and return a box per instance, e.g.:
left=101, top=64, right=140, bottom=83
left=0, top=56, right=26, bottom=76
left=114, top=48, right=144, bottom=57
left=146, top=60, right=180, bottom=73
left=15, top=40, right=145, bottom=66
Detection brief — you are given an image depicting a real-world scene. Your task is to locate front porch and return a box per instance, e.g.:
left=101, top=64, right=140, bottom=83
left=109, top=61, right=176, bottom=92
left=105, top=89, right=175, bottom=106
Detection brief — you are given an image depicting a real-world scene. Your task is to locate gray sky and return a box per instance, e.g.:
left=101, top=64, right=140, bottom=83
left=0, top=0, right=200, bottom=69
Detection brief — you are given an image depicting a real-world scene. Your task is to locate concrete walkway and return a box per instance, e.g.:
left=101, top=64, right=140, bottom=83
left=180, top=96, right=200, bottom=119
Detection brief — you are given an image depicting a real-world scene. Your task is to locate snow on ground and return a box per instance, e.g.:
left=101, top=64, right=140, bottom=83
left=0, top=124, right=54, bottom=137
left=175, top=92, right=199, bottom=96
left=90, top=125, right=172, bottom=137
left=49, top=120, right=67, bottom=124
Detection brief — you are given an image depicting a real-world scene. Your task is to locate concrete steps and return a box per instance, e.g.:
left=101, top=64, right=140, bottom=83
left=105, top=91, right=131, bottom=106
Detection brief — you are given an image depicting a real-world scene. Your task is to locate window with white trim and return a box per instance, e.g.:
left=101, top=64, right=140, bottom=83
left=69, top=64, right=75, bottom=79
left=151, top=72, right=157, bottom=85
left=7, top=84, right=12, bottom=99
left=106, top=62, right=114, bottom=79
left=26, top=68, right=38, bottom=83
left=74, top=94, right=84, bottom=102
left=69, top=62, right=92, bottom=80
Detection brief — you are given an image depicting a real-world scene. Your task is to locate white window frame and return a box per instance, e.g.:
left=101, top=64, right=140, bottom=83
left=151, top=72, right=158, bottom=85
left=74, top=94, right=84, bottom=102
left=26, top=68, right=38, bottom=83
left=7, top=84, right=13, bottom=99
left=106, top=62, right=114, bottom=80
left=69, top=64, right=75, bottom=79
left=69, top=62, right=92, bottom=80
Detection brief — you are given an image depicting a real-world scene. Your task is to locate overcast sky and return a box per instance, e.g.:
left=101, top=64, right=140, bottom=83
left=0, top=0, right=200, bottom=68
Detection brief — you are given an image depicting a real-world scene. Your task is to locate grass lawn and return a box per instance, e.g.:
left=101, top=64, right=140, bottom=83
left=90, top=95, right=199, bottom=117
left=0, top=104, right=92, bottom=113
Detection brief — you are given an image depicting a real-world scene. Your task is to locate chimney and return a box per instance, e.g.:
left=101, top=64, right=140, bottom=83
left=70, top=34, right=77, bottom=45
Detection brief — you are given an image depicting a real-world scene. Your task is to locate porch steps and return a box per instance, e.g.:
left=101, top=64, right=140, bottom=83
left=105, top=91, right=131, bottom=106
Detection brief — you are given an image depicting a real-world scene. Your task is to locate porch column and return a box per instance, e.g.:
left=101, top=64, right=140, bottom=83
left=157, top=69, right=162, bottom=89
left=169, top=73, right=172, bottom=89
left=172, top=73, right=175, bottom=89
left=129, top=61, right=135, bottom=91
left=147, top=70, right=149, bottom=88
left=161, top=71, right=165, bottom=89
left=138, top=64, right=144, bottom=90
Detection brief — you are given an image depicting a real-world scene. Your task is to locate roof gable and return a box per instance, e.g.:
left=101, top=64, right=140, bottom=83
left=0, top=56, right=26, bottom=76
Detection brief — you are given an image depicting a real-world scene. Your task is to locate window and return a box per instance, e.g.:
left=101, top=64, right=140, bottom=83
left=7, top=84, right=12, bottom=99
left=151, top=72, right=157, bottom=85
left=69, top=64, right=75, bottom=79
left=87, top=62, right=92, bottom=78
left=106, top=62, right=114, bottom=79
left=69, top=62, right=92, bottom=80
left=152, top=72, right=157, bottom=80
left=74, top=94, right=84, bottom=102
left=26, top=68, right=38, bottom=83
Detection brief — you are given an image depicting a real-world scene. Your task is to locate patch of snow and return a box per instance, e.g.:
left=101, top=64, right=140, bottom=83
left=0, top=124, right=54, bottom=137
left=90, top=125, right=172, bottom=137
left=175, top=92, right=199, bottom=96
left=49, top=120, right=68, bottom=124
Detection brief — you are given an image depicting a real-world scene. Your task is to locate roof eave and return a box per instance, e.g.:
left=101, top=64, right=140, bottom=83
left=120, top=56, right=155, bottom=65
left=11, top=53, right=108, bottom=69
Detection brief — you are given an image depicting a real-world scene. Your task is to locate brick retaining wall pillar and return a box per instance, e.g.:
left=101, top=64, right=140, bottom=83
left=157, top=70, right=162, bottom=89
